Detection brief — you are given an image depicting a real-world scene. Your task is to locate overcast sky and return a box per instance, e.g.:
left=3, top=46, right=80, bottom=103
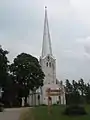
left=1, top=0, right=90, bottom=82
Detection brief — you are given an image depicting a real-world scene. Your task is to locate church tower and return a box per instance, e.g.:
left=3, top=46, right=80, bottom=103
left=40, top=6, right=56, bottom=85
left=40, top=7, right=58, bottom=104
left=28, top=7, right=66, bottom=106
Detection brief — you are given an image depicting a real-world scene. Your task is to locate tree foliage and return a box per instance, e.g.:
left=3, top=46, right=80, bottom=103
left=65, top=78, right=90, bottom=105
left=0, top=46, right=9, bottom=87
left=10, top=53, right=45, bottom=97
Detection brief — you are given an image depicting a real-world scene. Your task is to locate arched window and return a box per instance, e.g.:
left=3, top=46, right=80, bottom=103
left=49, top=62, right=51, bottom=67
left=47, top=56, right=50, bottom=61
left=46, top=62, right=48, bottom=67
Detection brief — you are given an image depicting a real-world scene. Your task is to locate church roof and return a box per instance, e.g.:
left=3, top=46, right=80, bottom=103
left=41, top=7, right=53, bottom=58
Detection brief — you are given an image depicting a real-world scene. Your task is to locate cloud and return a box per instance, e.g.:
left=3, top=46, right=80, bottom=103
left=76, top=37, right=90, bottom=58
left=70, top=0, right=90, bottom=25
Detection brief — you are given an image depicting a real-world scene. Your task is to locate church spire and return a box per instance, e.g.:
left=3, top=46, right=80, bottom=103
left=41, top=6, right=52, bottom=58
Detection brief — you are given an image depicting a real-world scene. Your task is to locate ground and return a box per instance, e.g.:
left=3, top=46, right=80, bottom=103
left=26, top=105, right=90, bottom=120
left=0, top=107, right=28, bottom=120
left=0, top=105, right=90, bottom=120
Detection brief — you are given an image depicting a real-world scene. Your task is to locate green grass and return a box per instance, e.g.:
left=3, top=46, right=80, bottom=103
left=32, top=105, right=90, bottom=120
left=19, top=105, right=90, bottom=120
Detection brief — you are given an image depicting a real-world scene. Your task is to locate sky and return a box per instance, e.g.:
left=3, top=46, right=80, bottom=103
left=1, top=0, right=90, bottom=82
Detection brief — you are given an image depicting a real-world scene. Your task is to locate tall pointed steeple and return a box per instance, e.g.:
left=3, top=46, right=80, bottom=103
left=42, top=6, right=52, bottom=58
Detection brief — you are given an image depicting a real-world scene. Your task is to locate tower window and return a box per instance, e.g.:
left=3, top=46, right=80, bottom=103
left=46, top=62, right=48, bottom=67
left=49, top=62, right=51, bottom=67
left=47, top=56, right=50, bottom=61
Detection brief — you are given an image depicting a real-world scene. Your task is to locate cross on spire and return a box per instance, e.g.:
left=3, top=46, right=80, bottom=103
left=41, top=7, right=52, bottom=58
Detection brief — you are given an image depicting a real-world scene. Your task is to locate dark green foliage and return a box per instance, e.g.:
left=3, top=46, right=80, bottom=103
left=9, top=53, right=45, bottom=105
left=78, top=79, right=85, bottom=96
left=65, top=79, right=86, bottom=105
left=0, top=46, right=9, bottom=87
left=40, top=104, right=47, bottom=106
left=65, top=79, right=73, bottom=93
left=66, top=91, right=81, bottom=105
left=65, top=79, right=87, bottom=116
left=2, top=74, right=19, bottom=107
left=10, top=53, right=44, bottom=91
left=63, top=105, right=87, bottom=116
left=0, top=46, right=45, bottom=107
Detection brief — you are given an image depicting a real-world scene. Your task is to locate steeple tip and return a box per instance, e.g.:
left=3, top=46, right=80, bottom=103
left=45, top=6, right=47, bottom=9
left=41, top=6, right=52, bottom=58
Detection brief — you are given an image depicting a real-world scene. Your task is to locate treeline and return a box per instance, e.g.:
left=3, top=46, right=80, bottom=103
left=0, top=46, right=45, bottom=107
left=65, top=79, right=90, bottom=105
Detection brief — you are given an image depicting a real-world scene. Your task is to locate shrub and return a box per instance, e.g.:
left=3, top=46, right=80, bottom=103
left=63, top=105, right=87, bottom=116
left=40, top=104, right=47, bottom=106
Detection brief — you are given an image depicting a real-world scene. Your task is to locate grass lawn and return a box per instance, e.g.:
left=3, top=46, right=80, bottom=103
left=19, top=105, right=90, bottom=120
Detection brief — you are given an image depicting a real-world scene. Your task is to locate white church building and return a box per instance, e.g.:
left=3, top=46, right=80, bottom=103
left=28, top=7, right=66, bottom=105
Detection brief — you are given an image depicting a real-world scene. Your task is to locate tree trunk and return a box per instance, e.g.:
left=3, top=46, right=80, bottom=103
left=18, top=97, right=22, bottom=107
left=24, top=96, right=27, bottom=106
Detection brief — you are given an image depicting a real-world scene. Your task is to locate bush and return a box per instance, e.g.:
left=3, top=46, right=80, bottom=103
left=63, top=105, right=87, bottom=116
left=52, top=103, right=57, bottom=106
left=40, top=104, right=47, bottom=106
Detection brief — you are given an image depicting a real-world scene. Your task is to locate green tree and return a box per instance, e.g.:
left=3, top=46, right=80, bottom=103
left=84, top=83, right=90, bottom=104
left=78, top=78, right=86, bottom=103
left=65, top=79, right=81, bottom=105
left=10, top=53, right=45, bottom=105
left=65, top=79, right=73, bottom=104
left=65, top=79, right=73, bottom=93
left=78, top=78, right=85, bottom=97
left=71, top=80, right=81, bottom=105
left=0, top=45, right=9, bottom=87
left=72, top=80, right=78, bottom=91
left=2, top=74, right=17, bottom=107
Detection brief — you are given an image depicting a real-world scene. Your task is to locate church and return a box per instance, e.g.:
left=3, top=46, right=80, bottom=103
left=28, top=7, right=66, bottom=105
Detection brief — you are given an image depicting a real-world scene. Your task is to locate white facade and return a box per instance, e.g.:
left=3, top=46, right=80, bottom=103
left=40, top=54, right=66, bottom=105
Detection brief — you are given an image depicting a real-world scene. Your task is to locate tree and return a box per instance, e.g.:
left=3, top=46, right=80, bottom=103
left=65, top=79, right=73, bottom=104
left=65, top=79, right=73, bottom=93
left=72, top=80, right=78, bottom=91
left=1, top=74, right=17, bottom=107
left=10, top=53, right=45, bottom=105
left=84, top=83, right=90, bottom=103
left=65, top=79, right=81, bottom=105
left=0, top=45, right=9, bottom=87
left=78, top=78, right=85, bottom=97
left=64, top=79, right=86, bottom=115
left=78, top=78, right=85, bottom=103
left=71, top=80, right=81, bottom=105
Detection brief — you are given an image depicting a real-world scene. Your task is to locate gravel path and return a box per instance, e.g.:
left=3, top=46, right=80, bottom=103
left=0, top=108, right=29, bottom=120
